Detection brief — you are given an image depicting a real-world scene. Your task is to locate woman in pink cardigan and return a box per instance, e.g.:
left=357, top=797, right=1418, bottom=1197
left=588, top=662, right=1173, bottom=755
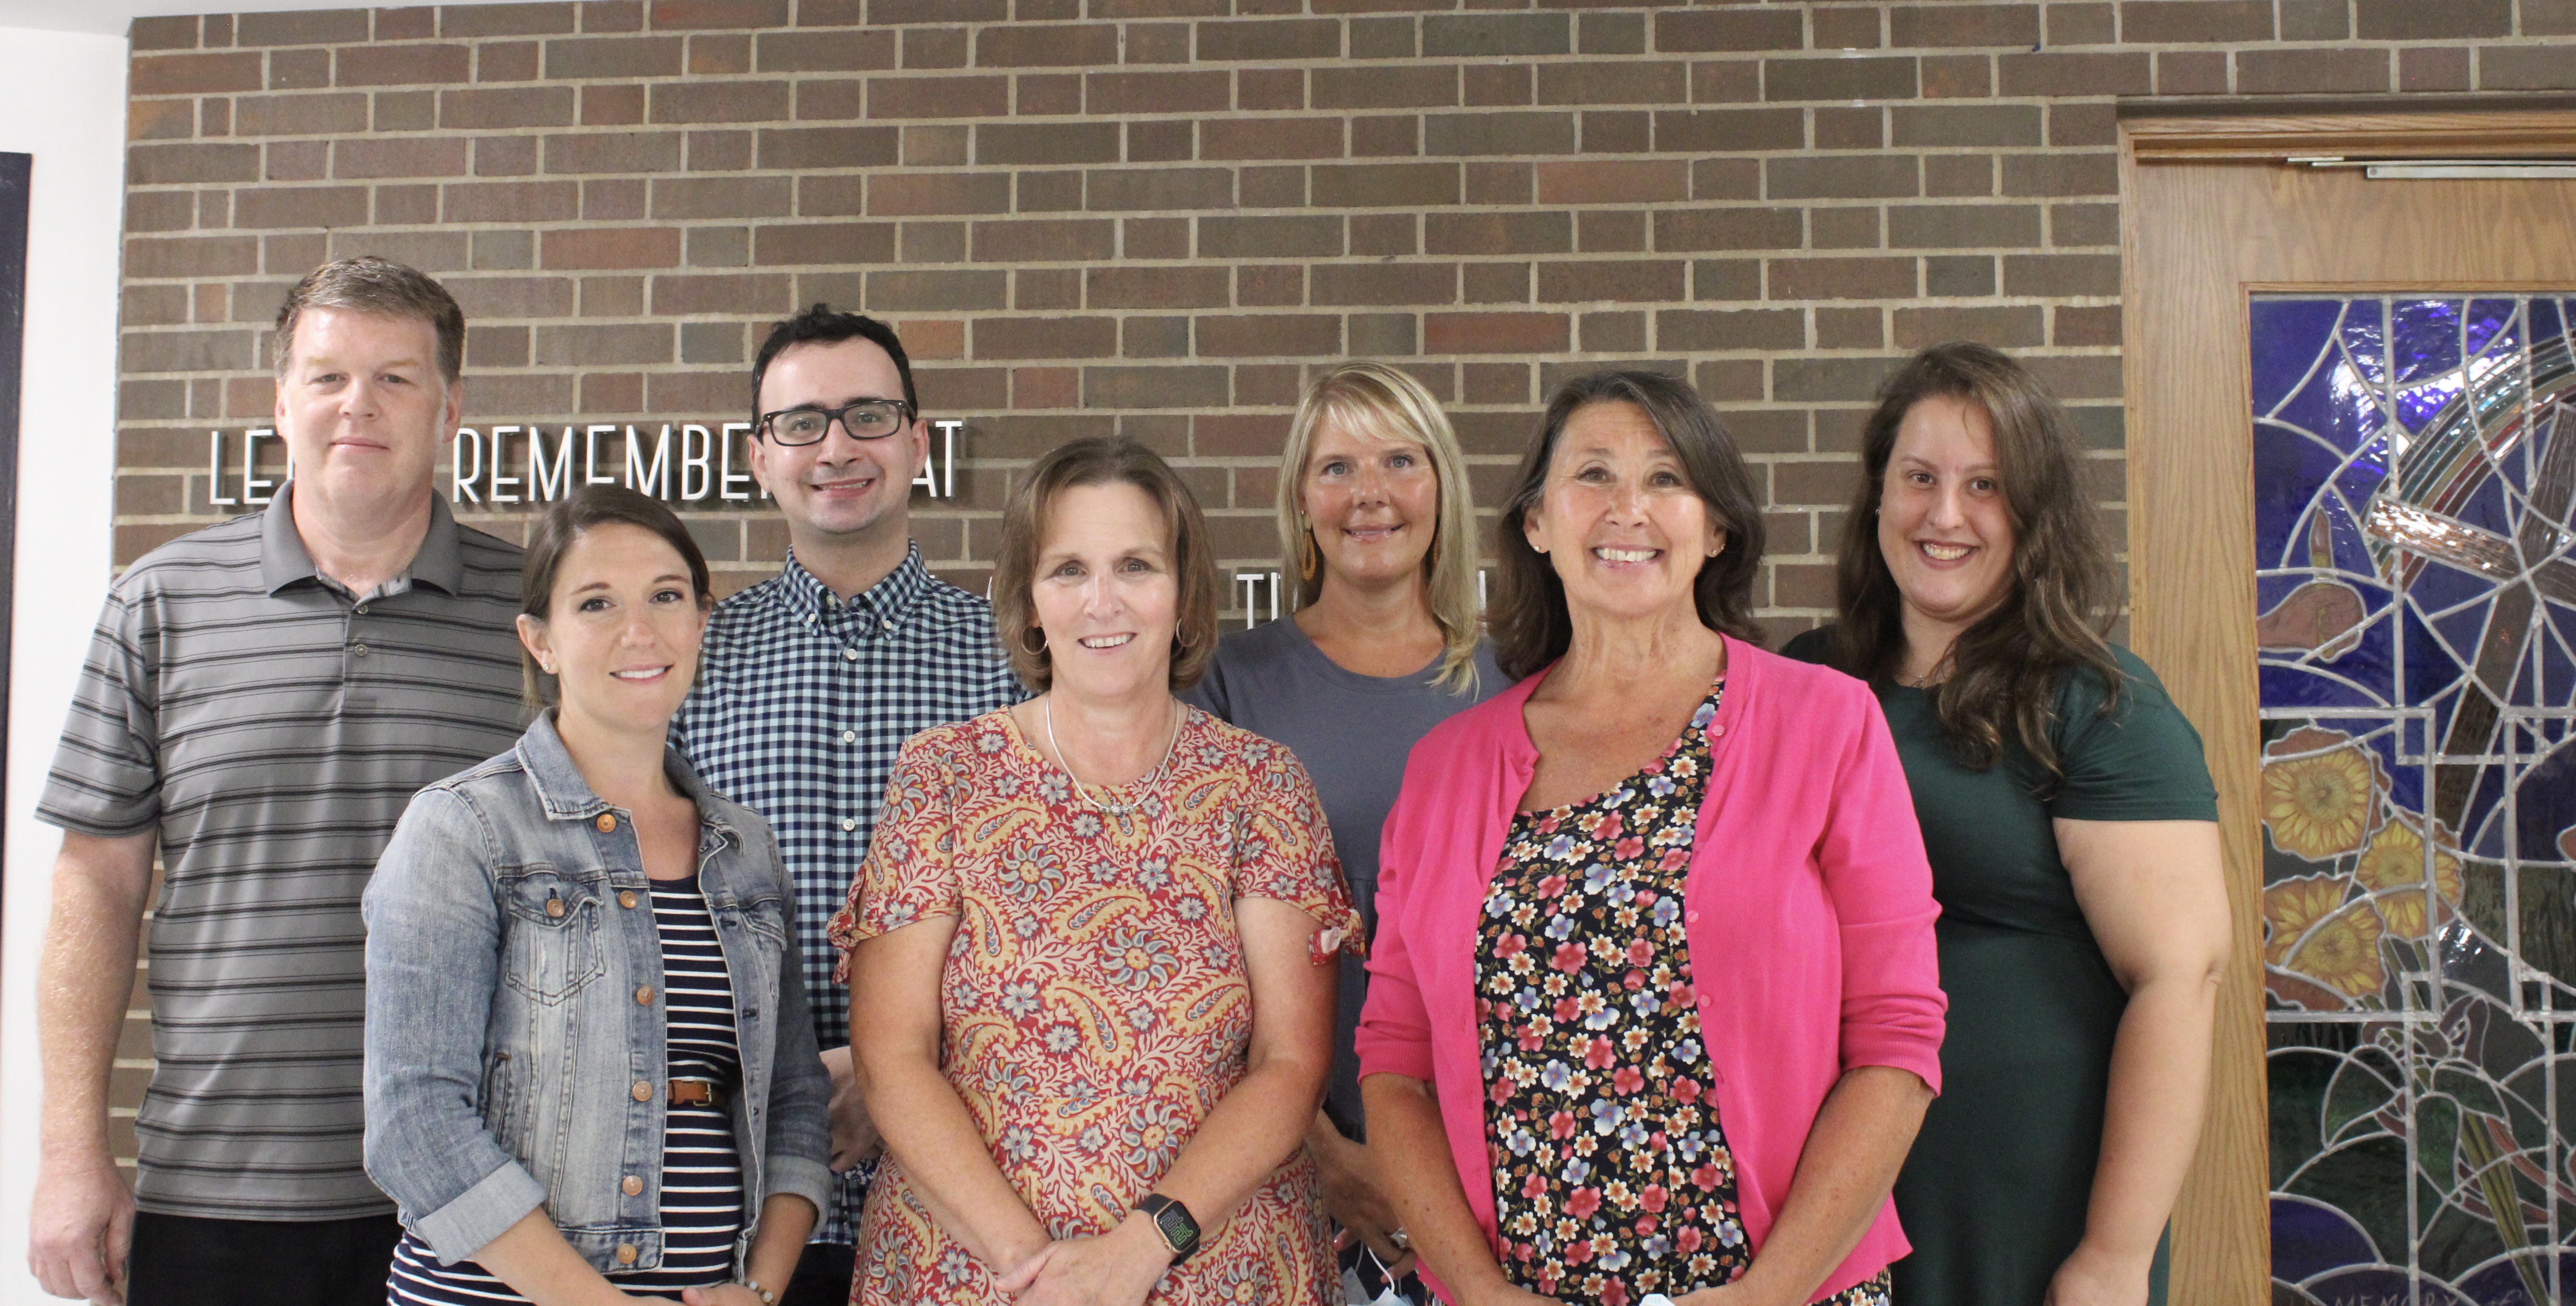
left=1358, top=369, right=1946, bottom=1306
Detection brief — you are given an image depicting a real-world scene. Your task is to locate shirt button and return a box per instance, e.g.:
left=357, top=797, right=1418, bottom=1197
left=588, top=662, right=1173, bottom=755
left=619, top=890, right=639, bottom=909
left=546, top=898, right=565, bottom=919
left=615, top=1244, right=638, bottom=1266
left=351, top=644, right=371, bottom=658
left=355, top=604, right=368, bottom=615
left=597, top=813, right=618, bottom=833
left=1711, top=723, right=1726, bottom=737
left=632, top=1080, right=652, bottom=1102
left=841, top=730, right=857, bottom=744
left=843, top=647, right=859, bottom=661
left=842, top=817, right=858, bottom=832
left=622, top=1175, right=643, bottom=1196
left=636, top=985, right=655, bottom=1006
left=881, top=618, right=895, bottom=632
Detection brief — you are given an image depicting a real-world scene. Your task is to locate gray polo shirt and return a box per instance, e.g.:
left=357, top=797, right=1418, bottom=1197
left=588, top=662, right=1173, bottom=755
left=38, top=485, right=526, bottom=1221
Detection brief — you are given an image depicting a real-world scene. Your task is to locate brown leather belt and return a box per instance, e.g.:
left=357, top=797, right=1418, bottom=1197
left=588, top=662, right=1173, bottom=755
left=669, top=1078, right=727, bottom=1110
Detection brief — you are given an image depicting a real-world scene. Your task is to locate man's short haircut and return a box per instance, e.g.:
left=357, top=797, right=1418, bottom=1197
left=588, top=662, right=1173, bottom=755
left=750, top=304, right=917, bottom=429
left=271, top=255, right=465, bottom=384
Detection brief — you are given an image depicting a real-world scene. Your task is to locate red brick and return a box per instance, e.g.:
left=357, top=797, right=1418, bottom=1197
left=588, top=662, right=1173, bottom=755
left=2481, top=46, right=2576, bottom=91
left=130, top=16, right=199, bottom=50
left=1535, top=160, right=1689, bottom=205
left=648, top=78, right=789, bottom=122
left=125, top=235, right=261, bottom=279
left=1082, top=365, right=1227, bottom=409
left=2118, top=0, right=2271, bottom=42
left=332, top=136, right=467, bottom=179
left=1195, top=314, right=1340, bottom=356
left=1652, top=107, right=1804, bottom=153
left=2155, top=50, right=2229, bottom=94
left=1770, top=257, right=1916, bottom=300
left=442, top=4, right=578, bottom=36
left=1426, top=211, right=1573, bottom=256
left=2001, top=253, right=2117, bottom=296
left=1086, top=266, right=1230, bottom=309
left=753, top=222, right=897, bottom=264
left=236, top=8, right=371, bottom=44
left=1424, top=312, right=1567, bottom=354
left=546, top=35, right=685, bottom=78
left=132, top=52, right=263, bottom=96
left=1312, top=65, right=1458, bottom=110
left=971, top=219, right=1117, bottom=262
left=1888, top=4, right=2039, bottom=46
left=1653, top=208, right=1803, bottom=252
left=650, top=0, right=791, bottom=28
left=1197, top=18, right=1340, bottom=61
left=2398, top=47, right=2471, bottom=93
left=975, top=122, right=1119, bottom=166
left=649, top=272, right=792, bottom=315
left=1086, top=70, right=1231, bottom=114
left=543, top=226, right=683, bottom=269
left=1538, top=61, right=1688, bottom=106
left=754, top=126, right=897, bottom=169
left=1893, top=305, right=2044, bottom=348
left=232, top=92, right=367, bottom=136
left=440, top=86, right=576, bottom=129
left=1655, top=8, right=1804, bottom=51
left=1201, top=117, right=1344, bottom=161
left=866, top=269, right=1008, bottom=311
left=334, top=43, right=471, bottom=86
left=1312, top=162, right=1459, bottom=207
left=442, top=180, right=580, bottom=222
left=1659, top=308, right=1803, bottom=350
left=650, top=174, right=791, bottom=217
left=2001, top=153, right=2116, bottom=198
left=976, top=23, right=1118, bottom=66
left=1767, top=155, right=1919, bottom=200
left=1537, top=260, right=1685, bottom=303
left=867, top=172, right=1012, bottom=216
left=2236, top=48, right=2389, bottom=95
left=974, top=316, right=1118, bottom=359
left=1311, top=261, right=1455, bottom=306
left=1997, top=51, right=2151, bottom=96
left=1764, top=56, right=1919, bottom=101
left=753, top=29, right=893, bottom=71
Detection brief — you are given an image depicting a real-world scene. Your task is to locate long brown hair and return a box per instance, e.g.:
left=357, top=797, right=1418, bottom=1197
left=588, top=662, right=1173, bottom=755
left=1825, top=342, right=2122, bottom=776
left=991, top=437, right=1222, bottom=694
left=1490, top=369, right=1766, bottom=680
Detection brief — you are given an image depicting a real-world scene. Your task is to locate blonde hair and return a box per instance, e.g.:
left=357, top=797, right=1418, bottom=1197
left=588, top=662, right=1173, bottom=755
left=1278, top=362, right=1483, bottom=693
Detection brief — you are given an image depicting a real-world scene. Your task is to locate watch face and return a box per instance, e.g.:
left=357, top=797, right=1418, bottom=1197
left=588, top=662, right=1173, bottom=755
left=1153, top=1202, right=1199, bottom=1255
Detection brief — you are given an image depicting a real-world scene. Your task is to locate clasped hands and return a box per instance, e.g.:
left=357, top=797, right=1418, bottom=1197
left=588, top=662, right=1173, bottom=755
left=991, top=1211, right=1175, bottom=1306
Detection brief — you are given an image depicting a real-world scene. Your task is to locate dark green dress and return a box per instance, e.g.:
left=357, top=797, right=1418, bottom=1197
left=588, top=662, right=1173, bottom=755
left=1782, top=633, right=2217, bottom=1306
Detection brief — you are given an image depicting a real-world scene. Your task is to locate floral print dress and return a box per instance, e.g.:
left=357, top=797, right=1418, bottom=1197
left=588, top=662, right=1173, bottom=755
left=1477, top=684, right=1894, bottom=1306
left=828, top=707, right=1359, bottom=1306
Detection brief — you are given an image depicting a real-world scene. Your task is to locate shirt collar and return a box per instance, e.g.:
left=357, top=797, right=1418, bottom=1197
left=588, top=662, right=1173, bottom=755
left=258, top=480, right=466, bottom=597
left=516, top=709, right=739, bottom=839
left=776, top=542, right=932, bottom=631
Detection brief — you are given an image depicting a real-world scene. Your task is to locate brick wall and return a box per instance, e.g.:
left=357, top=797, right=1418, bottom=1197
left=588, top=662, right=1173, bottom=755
left=100, top=0, right=2576, bottom=1160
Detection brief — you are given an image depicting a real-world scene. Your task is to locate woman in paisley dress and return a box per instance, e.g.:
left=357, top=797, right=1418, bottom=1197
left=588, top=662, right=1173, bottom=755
left=1357, top=371, right=1947, bottom=1306
left=834, top=437, right=1358, bottom=1306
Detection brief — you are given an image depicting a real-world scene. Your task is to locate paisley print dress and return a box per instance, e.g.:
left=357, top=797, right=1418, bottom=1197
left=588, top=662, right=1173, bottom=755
left=1477, top=684, right=1893, bottom=1306
left=829, top=707, right=1358, bottom=1305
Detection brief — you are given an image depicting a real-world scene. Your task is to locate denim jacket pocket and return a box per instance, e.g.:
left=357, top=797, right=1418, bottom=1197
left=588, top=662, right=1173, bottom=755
left=499, top=867, right=607, bottom=1003
left=733, top=891, right=790, bottom=948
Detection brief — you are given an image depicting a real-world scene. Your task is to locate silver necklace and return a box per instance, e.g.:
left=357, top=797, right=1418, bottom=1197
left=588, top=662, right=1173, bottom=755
left=1043, top=695, right=1183, bottom=818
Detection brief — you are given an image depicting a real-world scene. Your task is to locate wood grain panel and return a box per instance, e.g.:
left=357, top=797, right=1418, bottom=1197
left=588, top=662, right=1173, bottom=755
left=2122, top=119, right=2576, bottom=1306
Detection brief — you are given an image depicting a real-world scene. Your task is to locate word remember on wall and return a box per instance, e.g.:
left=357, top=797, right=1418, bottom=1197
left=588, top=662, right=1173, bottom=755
left=202, top=420, right=966, bottom=507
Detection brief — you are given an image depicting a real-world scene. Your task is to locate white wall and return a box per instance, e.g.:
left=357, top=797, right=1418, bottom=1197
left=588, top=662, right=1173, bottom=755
left=0, top=24, right=129, bottom=1304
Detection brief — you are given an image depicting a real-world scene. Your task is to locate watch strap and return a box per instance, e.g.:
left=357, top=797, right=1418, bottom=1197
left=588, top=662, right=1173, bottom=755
left=1134, top=1192, right=1201, bottom=1263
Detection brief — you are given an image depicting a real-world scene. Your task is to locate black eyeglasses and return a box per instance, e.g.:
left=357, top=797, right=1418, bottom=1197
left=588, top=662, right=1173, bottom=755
left=756, top=399, right=916, bottom=446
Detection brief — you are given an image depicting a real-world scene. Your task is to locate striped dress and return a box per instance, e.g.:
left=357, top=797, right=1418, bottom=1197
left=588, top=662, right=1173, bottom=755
left=388, top=875, right=745, bottom=1302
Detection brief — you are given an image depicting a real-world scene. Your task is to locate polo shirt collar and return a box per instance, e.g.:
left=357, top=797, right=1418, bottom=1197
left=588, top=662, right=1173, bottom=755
left=776, top=542, right=931, bottom=631
left=258, top=481, right=467, bottom=596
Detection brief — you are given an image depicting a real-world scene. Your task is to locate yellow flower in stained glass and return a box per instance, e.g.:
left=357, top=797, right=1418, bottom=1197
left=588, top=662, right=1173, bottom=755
left=2356, top=817, right=2463, bottom=895
left=2283, top=899, right=2388, bottom=1000
left=2375, top=888, right=2434, bottom=940
left=2264, top=873, right=2350, bottom=964
left=2262, top=727, right=2383, bottom=860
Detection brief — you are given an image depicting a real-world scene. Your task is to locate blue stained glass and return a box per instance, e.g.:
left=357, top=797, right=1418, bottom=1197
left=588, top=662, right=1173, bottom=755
left=2256, top=293, right=2576, bottom=1305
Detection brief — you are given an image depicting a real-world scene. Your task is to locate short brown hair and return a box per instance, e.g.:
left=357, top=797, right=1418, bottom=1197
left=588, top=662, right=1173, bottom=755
left=992, top=438, right=1220, bottom=694
left=272, top=255, right=466, bottom=384
left=1490, top=369, right=1767, bottom=680
left=519, top=486, right=714, bottom=708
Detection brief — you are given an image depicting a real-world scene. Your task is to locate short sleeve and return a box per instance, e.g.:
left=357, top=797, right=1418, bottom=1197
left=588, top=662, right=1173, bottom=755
left=1230, top=737, right=1361, bottom=944
left=2051, top=650, right=2220, bottom=823
left=828, top=734, right=963, bottom=979
left=37, top=585, right=164, bottom=837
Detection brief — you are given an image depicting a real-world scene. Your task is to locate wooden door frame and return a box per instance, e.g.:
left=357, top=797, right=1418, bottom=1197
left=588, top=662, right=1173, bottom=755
left=2120, top=108, right=2576, bottom=1306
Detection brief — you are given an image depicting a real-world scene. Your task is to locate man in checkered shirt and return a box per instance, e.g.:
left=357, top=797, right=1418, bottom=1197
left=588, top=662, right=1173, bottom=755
left=672, top=306, right=1021, bottom=1305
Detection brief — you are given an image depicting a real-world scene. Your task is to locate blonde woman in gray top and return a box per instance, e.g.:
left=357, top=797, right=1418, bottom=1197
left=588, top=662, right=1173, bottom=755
left=1186, top=362, right=1504, bottom=1304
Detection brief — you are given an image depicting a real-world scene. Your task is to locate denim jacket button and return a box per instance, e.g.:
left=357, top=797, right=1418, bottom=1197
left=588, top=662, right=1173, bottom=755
left=622, top=1175, right=644, bottom=1196
left=619, top=890, right=638, bottom=909
left=615, top=1244, right=638, bottom=1266
left=636, top=985, right=655, bottom=1006
left=545, top=898, right=565, bottom=919
left=596, top=813, right=618, bottom=834
left=632, top=1080, right=652, bottom=1102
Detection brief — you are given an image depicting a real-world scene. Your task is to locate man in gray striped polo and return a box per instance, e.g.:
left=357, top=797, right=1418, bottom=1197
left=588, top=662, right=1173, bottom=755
left=28, top=257, right=526, bottom=1306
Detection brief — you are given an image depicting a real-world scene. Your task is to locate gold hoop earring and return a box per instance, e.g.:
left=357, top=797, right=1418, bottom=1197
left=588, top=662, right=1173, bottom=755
left=1020, top=626, right=1048, bottom=656
left=1299, top=523, right=1319, bottom=584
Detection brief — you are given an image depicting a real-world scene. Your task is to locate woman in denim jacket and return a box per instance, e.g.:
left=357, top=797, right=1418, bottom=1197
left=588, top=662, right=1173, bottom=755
left=365, top=487, right=831, bottom=1305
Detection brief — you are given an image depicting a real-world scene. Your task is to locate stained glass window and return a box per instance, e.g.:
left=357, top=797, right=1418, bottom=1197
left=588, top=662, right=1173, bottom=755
left=2255, top=294, right=2576, bottom=1305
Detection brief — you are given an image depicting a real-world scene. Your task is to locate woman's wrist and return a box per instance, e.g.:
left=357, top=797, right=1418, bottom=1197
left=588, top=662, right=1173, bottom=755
left=1112, top=1212, right=1180, bottom=1287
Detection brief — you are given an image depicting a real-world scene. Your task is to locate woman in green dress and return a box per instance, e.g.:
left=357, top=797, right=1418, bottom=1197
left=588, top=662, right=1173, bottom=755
left=1783, top=342, right=2228, bottom=1306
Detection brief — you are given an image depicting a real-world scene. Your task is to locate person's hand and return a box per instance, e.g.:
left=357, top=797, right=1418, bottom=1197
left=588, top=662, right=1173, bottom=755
left=1461, top=1285, right=1565, bottom=1306
left=678, top=1285, right=771, bottom=1306
left=994, top=1215, right=1169, bottom=1306
left=1311, top=1128, right=1415, bottom=1280
left=818, top=1045, right=882, bottom=1171
left=2044, top=1240, right=2152, bottom=1306
left=29, top=1153, right=134, bottom=1304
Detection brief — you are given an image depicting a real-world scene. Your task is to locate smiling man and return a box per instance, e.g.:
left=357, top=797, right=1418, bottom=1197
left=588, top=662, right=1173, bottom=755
left=670, top=305, right=1020, bottom=1305
left=27, top=257, right=528, bottom=1306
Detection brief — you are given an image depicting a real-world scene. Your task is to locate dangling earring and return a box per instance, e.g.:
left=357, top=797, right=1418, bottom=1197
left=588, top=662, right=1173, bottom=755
left=1299, top=521, right=1319, bottom=584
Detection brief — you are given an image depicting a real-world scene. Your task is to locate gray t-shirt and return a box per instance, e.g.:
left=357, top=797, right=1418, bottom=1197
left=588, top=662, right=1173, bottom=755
left=1185, top=616, right=1507, bottom=1135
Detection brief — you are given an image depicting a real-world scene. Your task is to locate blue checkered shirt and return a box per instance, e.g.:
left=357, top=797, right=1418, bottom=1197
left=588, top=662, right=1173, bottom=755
left=672, top=544, right=1024, bottom=1245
